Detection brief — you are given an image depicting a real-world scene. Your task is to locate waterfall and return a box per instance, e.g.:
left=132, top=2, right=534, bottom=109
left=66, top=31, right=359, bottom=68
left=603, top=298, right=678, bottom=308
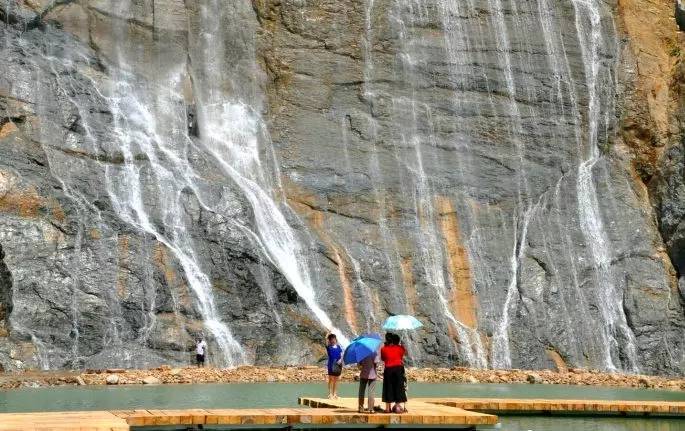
left=36, top=45, right=141, bottom=368
left=491, top=203, right=537, bottom=369
left=423, top=0, right=639, bottom=370
left=354, top=0, right=494, bottom=366
left=533, top=0, right=612, bottom=367
left=197, top=101, right=346, bottom=343
left=102, top=71, right=247, bottom=366
left=570, top=0, right=639, bottom=372
left=67, top=2, right=240, bottom=366
left=27, top=0, right=346, bottom=366
left=361, top=0, right=411, bottom=317
left=435, top=0, right=533, bottom=367
left=189, top=1, right=347, bottom=346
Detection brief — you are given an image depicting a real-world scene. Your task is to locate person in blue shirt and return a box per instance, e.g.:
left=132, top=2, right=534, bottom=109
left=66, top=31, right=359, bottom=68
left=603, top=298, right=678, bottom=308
left=326, top=333, right=343, bottom=399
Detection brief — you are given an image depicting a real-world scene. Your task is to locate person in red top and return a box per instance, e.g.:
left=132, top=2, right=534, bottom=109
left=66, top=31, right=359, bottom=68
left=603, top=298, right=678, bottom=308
left=380, top=332, right=407, bottom=413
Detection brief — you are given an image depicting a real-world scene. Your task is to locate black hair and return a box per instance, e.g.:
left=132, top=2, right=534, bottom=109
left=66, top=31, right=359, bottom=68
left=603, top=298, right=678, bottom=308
left=327, top=333, right=337, bottom=341
left=392, top=333, right=401, bottom=345
left=385, top=332, right=394, bottom=344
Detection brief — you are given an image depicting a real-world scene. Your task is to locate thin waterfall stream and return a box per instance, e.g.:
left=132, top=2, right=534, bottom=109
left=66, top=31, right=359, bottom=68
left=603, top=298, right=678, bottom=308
left=570, top=0, right=639, bottom=372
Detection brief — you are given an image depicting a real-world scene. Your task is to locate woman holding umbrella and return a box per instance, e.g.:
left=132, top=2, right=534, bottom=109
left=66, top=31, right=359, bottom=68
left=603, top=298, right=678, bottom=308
left=381, top=332, right=407, bottom=413
left=380, top=315, right=422, bottom=413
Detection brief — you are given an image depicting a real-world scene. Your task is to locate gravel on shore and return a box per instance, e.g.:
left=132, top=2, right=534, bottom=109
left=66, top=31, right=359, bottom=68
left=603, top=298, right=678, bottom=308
left=1, top=366, right=683, bottom=391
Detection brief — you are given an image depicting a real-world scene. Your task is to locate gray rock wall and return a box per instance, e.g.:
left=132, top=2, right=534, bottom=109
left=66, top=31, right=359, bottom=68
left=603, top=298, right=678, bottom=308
left=654, top=60, right=685, bottom=338
left=0, top=0, right=683, bottom=374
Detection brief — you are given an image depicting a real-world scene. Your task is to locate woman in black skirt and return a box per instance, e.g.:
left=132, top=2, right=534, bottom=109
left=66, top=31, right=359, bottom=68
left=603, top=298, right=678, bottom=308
left=381, top=332, right=407, bottom=413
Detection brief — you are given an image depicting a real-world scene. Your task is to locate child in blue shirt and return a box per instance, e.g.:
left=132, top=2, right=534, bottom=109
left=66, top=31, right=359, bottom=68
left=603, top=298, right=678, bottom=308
left=326, top=333, right=343, bottom=399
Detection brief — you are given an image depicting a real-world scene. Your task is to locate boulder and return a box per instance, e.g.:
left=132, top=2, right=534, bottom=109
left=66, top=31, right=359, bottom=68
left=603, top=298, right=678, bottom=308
left=142, top=376, right=162, bottom=385
left=638, top=377, right=652, bottom=388
left=105, top=374, right=119, bottom=385
left=526, top=373, right=542, bottom=384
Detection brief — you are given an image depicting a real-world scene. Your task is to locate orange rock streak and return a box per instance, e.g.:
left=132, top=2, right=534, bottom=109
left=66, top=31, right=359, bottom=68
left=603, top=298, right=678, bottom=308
left=435, top=196, right=478, bottom=329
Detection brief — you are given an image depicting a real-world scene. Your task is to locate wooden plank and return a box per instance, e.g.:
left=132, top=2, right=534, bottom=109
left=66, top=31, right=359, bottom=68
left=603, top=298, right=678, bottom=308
left=300, top=397, right=499, bottom=424
left=0, top=411, right=129, bottom=431
left=17, top=393, right=682, bottom=431
left=413, top=397, right=685, bottom=416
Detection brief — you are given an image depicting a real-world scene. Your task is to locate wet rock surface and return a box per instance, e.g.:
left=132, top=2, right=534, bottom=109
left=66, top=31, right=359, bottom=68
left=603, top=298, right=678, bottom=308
left=0, top=18, right=316, bottom=370
left=0, top=0, right=683, bottom=375
left=252, top=0, right=685, bottom=374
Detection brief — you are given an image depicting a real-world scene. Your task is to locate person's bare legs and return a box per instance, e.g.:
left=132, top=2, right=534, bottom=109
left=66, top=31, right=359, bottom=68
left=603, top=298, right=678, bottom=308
left=331, top=375, right=340, bottom=399
left=327, top=375, right=334, bottom=398
left=385, top=402, right=391, bottom=413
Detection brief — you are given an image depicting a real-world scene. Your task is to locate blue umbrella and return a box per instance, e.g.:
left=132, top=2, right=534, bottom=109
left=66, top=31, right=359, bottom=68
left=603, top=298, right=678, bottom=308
left=343, top=335, right=382, bottom=364
left=382, top=315, right=423, bottom=331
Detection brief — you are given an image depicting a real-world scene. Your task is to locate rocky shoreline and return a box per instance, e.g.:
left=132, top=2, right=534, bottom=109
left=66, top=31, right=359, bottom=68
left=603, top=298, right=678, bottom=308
left=0, top=366, right=683, bottom=391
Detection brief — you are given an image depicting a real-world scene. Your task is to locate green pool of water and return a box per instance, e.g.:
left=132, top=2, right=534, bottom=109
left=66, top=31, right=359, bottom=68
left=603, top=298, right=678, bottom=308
left=0, top=382, right=683, bottom=430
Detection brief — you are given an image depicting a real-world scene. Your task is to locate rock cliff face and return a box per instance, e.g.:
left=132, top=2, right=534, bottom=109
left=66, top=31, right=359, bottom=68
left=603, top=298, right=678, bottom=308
left=0, top=0, right=683, bottom=375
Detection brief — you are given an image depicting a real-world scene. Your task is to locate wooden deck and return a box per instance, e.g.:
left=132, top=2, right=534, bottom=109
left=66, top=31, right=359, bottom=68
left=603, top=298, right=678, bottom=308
left=298, top=397, right=498, bottom=426
left=1, top=395, right=682, bottom=430
left=301, top=396, right=685, bottom=417
left=420, top=397, right=685, bottom=416
left=0, top=402, right=498, bottom=430
left=0, top=410, right=129, bottom=431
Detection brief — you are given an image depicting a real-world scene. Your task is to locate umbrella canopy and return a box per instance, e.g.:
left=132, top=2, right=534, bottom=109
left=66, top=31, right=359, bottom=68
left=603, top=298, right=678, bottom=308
left=382, top=315, right=423, bottom=331
left=343, top=336, right=382, bottom=364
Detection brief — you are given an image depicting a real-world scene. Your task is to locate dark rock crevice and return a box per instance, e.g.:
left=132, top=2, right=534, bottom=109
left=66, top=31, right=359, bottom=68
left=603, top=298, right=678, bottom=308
left=0, top=115, right=25, bottom=128
left=0, top=243, right=13, bottom=337
left=677, top=1, right=685, bottom=32
left=288, top=196, right=377, bottom=225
